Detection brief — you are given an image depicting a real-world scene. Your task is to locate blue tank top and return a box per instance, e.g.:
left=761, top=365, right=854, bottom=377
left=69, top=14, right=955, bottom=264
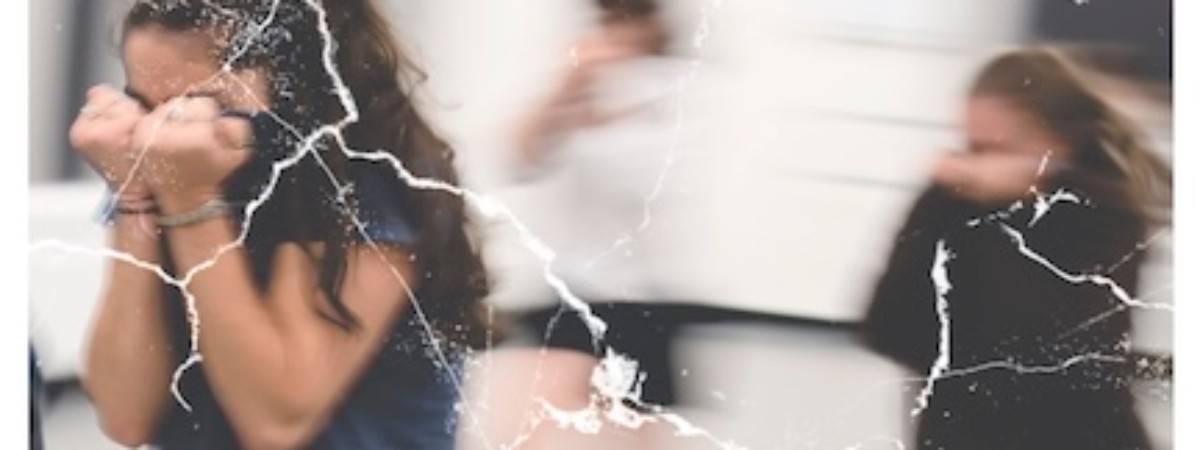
left=151, top=159, right=462, bottom=450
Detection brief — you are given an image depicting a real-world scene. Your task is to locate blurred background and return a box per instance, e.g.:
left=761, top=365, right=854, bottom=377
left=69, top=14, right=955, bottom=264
left=29, top=0, right=1173, bottom=448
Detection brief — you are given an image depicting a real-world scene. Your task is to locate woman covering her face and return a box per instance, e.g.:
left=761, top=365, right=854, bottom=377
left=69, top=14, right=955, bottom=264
left=74, top=1, right=491, bottom=449
left=862, top=47, right=1171, bottom=450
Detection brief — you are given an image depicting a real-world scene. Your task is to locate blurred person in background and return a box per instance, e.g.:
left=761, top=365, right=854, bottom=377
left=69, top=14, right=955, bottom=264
left=861, top=47, right=1171, bottom=450
left=504, top=0, right=698, bottom=447
left=75, top=1, right=491, bottom=449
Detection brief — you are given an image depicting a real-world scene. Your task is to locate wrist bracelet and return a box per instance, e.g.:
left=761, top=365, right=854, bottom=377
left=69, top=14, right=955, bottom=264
left=97, top=191, right=157, bottom=226
left=156, top=197, right=231, bottom=228
left=114, top=195, right=157, bottom=213
left=115, top=202, right=159, bottom=215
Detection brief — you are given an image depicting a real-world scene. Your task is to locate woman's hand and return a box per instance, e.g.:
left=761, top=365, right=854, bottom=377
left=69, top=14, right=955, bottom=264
left=69, top=85, right=151, bottom=199
left=133, top=96, right=253, bottom=214
left=573, top=31, right=639, bottom=71
left=933, top=151, right=1047, bottom=204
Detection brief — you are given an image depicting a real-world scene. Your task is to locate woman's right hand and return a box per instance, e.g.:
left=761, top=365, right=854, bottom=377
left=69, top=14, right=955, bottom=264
left=933, top=151, right=1046, bottom=205
left=69, top=84, right=151, bottom=198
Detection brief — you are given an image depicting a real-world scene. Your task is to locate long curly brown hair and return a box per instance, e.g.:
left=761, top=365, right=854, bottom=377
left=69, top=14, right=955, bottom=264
left=123, top=0, right=493, bottom=348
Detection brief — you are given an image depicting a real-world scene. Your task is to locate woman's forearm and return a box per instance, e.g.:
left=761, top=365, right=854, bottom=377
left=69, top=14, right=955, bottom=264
left=160, top=211, right=419, bottom=449
left=162, top=216, right=335, bottom=447
left=82, top=215, right=174, bottom=446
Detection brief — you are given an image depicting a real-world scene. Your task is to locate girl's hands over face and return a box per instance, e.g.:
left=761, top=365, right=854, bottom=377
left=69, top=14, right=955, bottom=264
left=69, top=84, right=153, bottom=199
left=132, top=96, right=254, bottom=214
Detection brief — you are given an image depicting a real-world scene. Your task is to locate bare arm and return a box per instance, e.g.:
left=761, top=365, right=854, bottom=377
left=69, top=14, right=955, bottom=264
left=124, top=95, right=423, bottom=449
left=512, top=32, right=646, bottom=168
left=82, top=216, right=175, bottom=447
left=72, top=85, right=176, bottom=447
left=162, top=213, right=417, bottom=450
left=512, top=66, right=596, bottom=167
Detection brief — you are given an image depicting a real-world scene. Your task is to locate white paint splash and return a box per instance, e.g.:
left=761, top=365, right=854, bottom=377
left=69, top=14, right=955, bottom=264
left=1028, top=188, right=1083, bottom=227
left=933, top=352, right=1126, bottom=381
left=912, top=239, right=953, bottom=417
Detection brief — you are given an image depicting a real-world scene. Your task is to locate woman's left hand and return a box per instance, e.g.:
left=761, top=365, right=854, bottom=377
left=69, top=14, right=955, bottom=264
left=133, top=96, right=254, bottom=214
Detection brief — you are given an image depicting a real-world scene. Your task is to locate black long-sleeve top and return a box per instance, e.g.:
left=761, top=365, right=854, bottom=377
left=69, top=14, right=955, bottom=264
left=862, top=171, right=1154, bottom=450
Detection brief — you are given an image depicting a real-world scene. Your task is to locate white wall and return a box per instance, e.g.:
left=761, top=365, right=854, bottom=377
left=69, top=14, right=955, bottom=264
left=28, top=0, right=71, bottom=182
left=29, top=0, right=136, bottom=184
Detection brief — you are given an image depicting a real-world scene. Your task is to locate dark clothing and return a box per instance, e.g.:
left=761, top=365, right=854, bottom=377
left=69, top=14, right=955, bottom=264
left=153, top=140, right=461, bottom=450
left=862, top=173, right=1152, bottom=450
left=153, top=313, right=462, bottom=450
left=522, top=302, right=683, bottom=406
left=521, top=302, right=743, bottom=407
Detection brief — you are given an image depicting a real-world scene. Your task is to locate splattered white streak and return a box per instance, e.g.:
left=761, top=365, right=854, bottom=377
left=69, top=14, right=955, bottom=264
left=912, top=239, right=953, bottom=417
left=996, top=223, right=1173, bottom=311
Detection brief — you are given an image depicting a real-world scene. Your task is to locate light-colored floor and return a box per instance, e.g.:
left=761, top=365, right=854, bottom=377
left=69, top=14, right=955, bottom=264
left=42, top=388, right=122, bottom=450
left=41, top=322, right=1173, bottom=450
